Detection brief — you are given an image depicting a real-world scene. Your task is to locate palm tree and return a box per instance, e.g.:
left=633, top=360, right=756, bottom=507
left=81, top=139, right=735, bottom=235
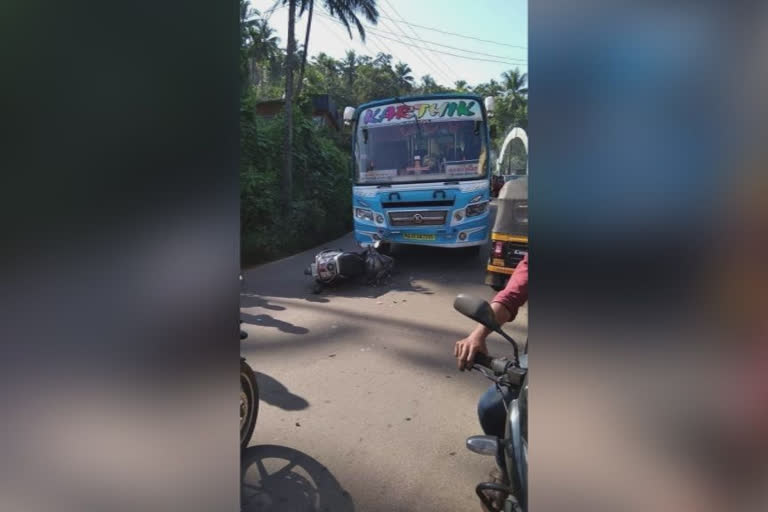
left=240, top=1, right=258, bottom=48
left=250, top=19, right=280, bottom=61
left=295, top=0, right=379, bottom=97
left=283, top=0, right=380, bottom=201
left=313, top=53, right=338, bottom=93
left=240, top=1, right=260, bottom=90
left=474, top=78, right=503, bottom=98
left=282, top=0, right=298, bottom=201
left=501, top=68, right=528, bottom=99
left=419, top=74, right=443, bottom=94
left=341, top=50, right=357, bottom=87
left=394, top=62, right=414, bottom=93
left=247, top=18, right=280, bottom=88
left=454, top=80, right=470, bottom=93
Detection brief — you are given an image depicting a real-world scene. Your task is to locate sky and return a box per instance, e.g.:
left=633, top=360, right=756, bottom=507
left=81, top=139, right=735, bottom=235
left=252, top=0, right=528, bottom=89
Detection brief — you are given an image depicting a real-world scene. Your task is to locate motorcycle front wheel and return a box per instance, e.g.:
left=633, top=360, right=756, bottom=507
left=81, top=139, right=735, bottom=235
left=240, top=358, right=258, bottom=450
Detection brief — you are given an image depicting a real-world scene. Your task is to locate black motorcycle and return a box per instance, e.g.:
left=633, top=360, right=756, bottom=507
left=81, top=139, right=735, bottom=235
left=240, top=274, right=258, bottom=451
left=454, top=294, right=528, bottom=512
left=240, top=339, right=258, bottom=451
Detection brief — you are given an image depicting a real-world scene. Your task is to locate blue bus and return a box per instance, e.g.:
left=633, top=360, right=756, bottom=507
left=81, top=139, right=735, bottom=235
left=343, top=94, right=496, bottom=251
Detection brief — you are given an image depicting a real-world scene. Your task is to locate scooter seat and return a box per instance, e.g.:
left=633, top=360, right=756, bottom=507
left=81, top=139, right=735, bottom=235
left=336, top=253, right=366, bottom=276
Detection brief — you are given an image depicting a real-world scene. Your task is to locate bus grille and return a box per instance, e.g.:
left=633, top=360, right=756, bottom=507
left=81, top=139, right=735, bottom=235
left=388, top=210, right=448, bottom=227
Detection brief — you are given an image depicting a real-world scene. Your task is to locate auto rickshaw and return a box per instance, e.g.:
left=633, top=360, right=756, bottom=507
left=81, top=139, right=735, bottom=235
left=485, top=175, right=528, bottom=290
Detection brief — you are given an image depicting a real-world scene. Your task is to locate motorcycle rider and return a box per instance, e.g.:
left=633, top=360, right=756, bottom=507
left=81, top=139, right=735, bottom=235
left=454, top=253, right=528, bottom=506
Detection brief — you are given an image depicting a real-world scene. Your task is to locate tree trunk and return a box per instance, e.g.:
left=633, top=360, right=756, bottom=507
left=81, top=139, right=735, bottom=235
left=282, top=0, right=296, bottom=202
left=295, top=0, right=313, bottom=98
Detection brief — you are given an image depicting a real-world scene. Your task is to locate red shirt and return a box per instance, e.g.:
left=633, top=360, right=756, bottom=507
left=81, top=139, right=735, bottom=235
left=492, top=253, right=528, bottom=320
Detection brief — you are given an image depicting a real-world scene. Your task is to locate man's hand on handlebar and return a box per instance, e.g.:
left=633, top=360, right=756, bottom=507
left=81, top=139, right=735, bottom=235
left=454, top=331, right=489, bottom=371
left=454, top=301, right=514, bottom=371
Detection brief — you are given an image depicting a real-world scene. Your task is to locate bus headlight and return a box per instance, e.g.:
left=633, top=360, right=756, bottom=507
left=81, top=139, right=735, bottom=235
left=469, top=194, right=484, bottom=203
left=454, top=211, right=464, bottom=221
left=375, top=214, right=385, bottom=224
left=466, top=201, right=488, bottom=217
left=355, top=208, right=374, bottom=221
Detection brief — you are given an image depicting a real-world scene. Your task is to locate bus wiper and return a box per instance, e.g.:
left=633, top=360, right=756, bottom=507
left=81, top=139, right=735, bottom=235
left=394, top=96, right=422, bottom=141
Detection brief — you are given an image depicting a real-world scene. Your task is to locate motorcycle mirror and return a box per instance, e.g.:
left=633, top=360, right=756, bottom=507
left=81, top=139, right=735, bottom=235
left=453, top=294, right=499, bottom=331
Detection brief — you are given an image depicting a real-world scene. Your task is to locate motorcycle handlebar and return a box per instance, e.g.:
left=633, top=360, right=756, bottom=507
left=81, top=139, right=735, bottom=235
left=473, top=353, right=508, bottom=374
left=472, top=353, right=526, bottom=386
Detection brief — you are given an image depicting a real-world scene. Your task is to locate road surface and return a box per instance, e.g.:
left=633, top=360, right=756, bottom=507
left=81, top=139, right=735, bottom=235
left=241, top=225, right=527, bottom=511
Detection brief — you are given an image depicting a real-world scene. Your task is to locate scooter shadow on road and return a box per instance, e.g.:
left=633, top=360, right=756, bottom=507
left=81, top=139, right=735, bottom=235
left=256, top=371, right=309, bottom=411
left=305, top=272, right=435, bottom=300
left=241, top=312, right=309, bottom=335
left=240, top=294, right=287, bottom=311
left=242, top=444, right=355, bottom=512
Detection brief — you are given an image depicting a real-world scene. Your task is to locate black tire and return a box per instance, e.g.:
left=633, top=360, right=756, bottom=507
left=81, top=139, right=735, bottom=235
left=311, top=282, right=324, bottom=294
left=489, top=273, right=507, bottom=291
left=377, top=242, right=392, bottom=256
left=240, top=358, right=258, bottom=451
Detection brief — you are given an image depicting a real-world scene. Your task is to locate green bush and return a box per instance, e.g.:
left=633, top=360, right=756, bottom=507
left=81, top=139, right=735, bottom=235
left=240, top=105, right=352, bottom=265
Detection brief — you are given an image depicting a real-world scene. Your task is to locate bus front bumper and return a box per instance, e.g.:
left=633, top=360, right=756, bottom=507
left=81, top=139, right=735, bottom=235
left=354, top=222, right=488, bottom=248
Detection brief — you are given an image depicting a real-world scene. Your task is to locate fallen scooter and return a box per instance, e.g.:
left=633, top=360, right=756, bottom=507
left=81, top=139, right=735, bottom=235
left=304, top=241, right=394, bottom=294
left=454, top=294, right=528, bottom=512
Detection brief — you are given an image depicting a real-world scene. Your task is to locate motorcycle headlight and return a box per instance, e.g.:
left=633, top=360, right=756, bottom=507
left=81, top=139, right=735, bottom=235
left=466, top=201, right=488, bottom=217
left=355, top=208, right=374, bottom=221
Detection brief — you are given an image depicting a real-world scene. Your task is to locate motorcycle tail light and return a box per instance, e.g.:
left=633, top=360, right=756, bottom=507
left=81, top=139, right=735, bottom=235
left=494, top=241, right=503, bottom=256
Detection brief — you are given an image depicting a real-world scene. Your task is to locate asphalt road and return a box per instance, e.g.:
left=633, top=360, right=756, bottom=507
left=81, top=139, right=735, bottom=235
left=240, top=213, right=527, bottom=512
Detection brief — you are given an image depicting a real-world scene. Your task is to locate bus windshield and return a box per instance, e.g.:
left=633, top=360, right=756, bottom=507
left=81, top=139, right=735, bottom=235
left=355, top=101, right=487, bottom=185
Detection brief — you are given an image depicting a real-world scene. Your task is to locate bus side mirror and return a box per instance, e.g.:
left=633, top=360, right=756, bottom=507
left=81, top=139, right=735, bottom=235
left=484, top=96, right=495, bottom=117
left=343, top=106, right=355, bottom=126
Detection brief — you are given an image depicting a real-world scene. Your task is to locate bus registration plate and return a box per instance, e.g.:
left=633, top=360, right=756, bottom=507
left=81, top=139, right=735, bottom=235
left=403, top=233, right=436, bottom=241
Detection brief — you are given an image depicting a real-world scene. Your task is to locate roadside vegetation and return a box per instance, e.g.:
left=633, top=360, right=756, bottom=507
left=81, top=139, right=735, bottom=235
left=240, top=0, right=528, bottom=265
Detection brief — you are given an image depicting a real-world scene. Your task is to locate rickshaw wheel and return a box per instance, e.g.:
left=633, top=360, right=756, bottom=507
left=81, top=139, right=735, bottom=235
left=489, top=273, right=508, bottom=291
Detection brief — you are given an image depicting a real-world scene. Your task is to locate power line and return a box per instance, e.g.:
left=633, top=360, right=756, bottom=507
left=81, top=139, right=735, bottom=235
left=376, top=12, right=527, bottom=50
left=316, top=14, right=391, bottom=68
left=317, top=9, right=455, bottom=86
left=261, top=0, right=282, bottom=21
left=375, top=11, right=455, bottom=85
left=374, top=31, right=525, bottom=66
left=379, top=0, right=458, bottom=85
left=368, top=21, right=526, bottom=63
left=315, top=11, right=526, bottom=66
left=314, top=15, right=361, bottom=55
left=359, top=29, right=526, bottom=66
